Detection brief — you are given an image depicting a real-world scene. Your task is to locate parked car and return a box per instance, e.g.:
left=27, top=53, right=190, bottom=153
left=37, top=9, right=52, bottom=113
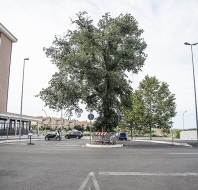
left=117, top=133, right=127, bottom=141
left=65, top=131, right=83, bottom=139
left=45, top=131, right=61, bottom=141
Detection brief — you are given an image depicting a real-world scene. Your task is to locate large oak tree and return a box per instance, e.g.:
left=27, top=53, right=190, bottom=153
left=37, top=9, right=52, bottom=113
left=38, top=12, right=147, bottom=132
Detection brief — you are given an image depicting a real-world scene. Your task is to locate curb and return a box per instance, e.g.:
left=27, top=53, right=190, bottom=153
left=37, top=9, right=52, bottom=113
left=132, top=139, right=192, bottom=147
left=0, top=139, right=27, bottom=144
left=86, top=143, right=123, bottom=148
left=0, top=138, right=44, bottom=144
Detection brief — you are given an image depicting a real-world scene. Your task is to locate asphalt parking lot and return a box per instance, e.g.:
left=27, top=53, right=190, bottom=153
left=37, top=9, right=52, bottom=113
left=0, top=138, right=198, bottom=190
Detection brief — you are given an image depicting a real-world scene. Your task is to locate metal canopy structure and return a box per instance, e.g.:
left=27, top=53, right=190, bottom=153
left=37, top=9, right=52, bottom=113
left=0, top=111, right=41, bottom=122
left=0, top=112, right=41, bottom=136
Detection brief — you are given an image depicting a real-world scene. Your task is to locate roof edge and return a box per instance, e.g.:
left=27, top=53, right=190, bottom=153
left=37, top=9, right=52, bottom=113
left=0, top=23, right=18, bottom=42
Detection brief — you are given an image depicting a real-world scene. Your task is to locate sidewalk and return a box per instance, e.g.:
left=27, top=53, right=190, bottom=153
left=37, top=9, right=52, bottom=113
left=131, top=139, right=193, bottom=147
left=0, top=135, right=44, bottom=144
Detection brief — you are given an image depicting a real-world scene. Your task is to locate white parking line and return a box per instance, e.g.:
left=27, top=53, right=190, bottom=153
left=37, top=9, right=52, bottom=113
left=78, top=172, right=101, bottom=190
left=99, top=172, right=198, bottom=176
left=168, top=153, right=198, bottom=155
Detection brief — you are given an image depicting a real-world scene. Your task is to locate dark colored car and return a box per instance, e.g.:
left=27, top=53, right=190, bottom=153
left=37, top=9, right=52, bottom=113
left=117, top=133, right=127, bottom=141
left=45, top=131, right=61, bottom=141
left=65, top=131, right=83, bottom=139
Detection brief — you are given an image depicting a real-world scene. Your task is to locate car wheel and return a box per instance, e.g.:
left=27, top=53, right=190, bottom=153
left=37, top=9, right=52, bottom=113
left=76, top=136, right=80, bottom=139
left=65, top=136, right=69, bottom=139
left=125, top=139, right=127, bottom=141
left=45, top=137, right=49, bottom=141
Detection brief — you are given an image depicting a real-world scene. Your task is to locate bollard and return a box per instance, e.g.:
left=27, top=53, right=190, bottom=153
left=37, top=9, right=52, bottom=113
left=27, top=131, right=35, bottom=145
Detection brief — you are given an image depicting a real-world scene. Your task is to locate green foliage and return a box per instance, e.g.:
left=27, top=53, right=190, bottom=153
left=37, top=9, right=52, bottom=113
left=85, top=125, right=90, bottom=131
left=138, top=75, right=176, bottom=129
left=30, top=124, right=37, bottom=130
left=61, top=131, right=67, bottom=136
left=37, top=12, right=147, bottom=132
left=122, top=75, right=176, bottom=137
left=82, top=131, right=91, bottom=136
left=74, top=125, right=83, bottom=131
left=174, top=129, right=181, bottom=138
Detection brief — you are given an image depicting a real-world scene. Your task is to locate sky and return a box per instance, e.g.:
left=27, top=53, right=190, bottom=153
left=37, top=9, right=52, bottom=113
left=0, top=0, right=198, bottom=129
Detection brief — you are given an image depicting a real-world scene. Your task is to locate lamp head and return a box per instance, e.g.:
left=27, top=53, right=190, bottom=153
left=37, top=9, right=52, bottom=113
left=192, top=43, right=198, bottom=46
left=24, top=58, right=29, bottom=60
left=184, top=42, right=191, bottom=45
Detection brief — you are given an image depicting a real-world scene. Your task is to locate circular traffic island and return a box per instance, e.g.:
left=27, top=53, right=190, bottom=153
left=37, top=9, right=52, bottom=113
left=86, top=143, right=123, bottom=148
left=86, top=132, right=123, bottom=148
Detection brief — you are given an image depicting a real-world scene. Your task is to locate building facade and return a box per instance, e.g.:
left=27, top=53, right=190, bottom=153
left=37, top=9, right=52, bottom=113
left=0, top=23, right=88, bottom=136
left=0, top=23, right=17, bottom=112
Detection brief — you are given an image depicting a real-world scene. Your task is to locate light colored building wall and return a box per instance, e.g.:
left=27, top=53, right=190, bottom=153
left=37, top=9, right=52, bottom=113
left=0, top=33, right=12, bottom=112
left=56, top=118, right=70, bottom=130
left=0, top=23, right=17, bottom=112
left=180, top=130, right=197, bottom=140
left=68, top=120, right=81, bottom=129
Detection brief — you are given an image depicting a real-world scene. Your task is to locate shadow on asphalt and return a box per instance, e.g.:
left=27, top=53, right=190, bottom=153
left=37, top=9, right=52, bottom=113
left=122, top=142, right=179, bottom=149
left=119, top=140, right=198, bottom=149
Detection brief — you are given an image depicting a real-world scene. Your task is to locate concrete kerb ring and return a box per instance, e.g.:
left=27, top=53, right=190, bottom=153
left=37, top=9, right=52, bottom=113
left=86, top=143, right=123, bottom=148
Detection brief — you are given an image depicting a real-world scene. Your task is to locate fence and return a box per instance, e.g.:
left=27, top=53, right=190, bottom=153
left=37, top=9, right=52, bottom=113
left=91, top=132, right=117, bottom=145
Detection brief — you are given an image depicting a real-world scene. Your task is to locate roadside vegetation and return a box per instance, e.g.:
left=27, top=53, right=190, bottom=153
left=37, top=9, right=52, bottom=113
left=37, top=11, right=177, bottom=135
left=37, top=11, right=147, bottom=132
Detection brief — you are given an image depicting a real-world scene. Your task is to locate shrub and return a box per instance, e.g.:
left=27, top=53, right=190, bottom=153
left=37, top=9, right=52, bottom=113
left=174, top=130, right=181, bottom=138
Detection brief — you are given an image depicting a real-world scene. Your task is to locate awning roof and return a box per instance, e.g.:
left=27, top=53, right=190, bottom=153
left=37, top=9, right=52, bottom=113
left=0, top=112, right=42, bottom=122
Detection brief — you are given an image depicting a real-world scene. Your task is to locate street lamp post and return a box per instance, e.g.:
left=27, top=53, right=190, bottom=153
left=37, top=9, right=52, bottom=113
left=61, top=109, right=63, bottom=131
left=42, top=109, right=47, bottom=132
left=19, top=58, right=29, bottom=139
left=184, top=42, right=198, bottom=143
left=42, top=109, right=47, bottom=117
left=182, top=110, right=187, bottom=130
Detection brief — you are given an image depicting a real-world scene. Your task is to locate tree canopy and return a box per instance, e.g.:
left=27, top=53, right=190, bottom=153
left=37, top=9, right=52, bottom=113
left=122, top=75, right=177, bottom=138
left=38, top=12, right=147, bottom=132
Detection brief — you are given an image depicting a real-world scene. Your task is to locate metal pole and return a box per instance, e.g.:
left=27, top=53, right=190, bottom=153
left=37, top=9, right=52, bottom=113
left=171, top=122, right=173, bottom=146
left=90, top=120, right=92, bottom=144
left=60, top=109, right=63, bottom=138
left=6, top=118, right=10, bottom=140
left=182, top=110, right=187, bottom=130
left=61, top=110, right=63, bottom=131
left=185, top=42, right=198, bottom=143
left=42, top=109, right=47, bottom=133
left=42, top=109, right=47, bottom=116
left=19, top=58, right=29, bottom=139
left=190, top=45, right=198, bottom=143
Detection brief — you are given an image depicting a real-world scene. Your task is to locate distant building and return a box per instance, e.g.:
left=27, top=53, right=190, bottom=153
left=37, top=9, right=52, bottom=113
left=0, top=23, right=17, bottom=112
left=36, top=116, right=70, bottom=131
left=68, top=119, right=81, bottom=129
left=80, top=120, right=91, bottom=130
